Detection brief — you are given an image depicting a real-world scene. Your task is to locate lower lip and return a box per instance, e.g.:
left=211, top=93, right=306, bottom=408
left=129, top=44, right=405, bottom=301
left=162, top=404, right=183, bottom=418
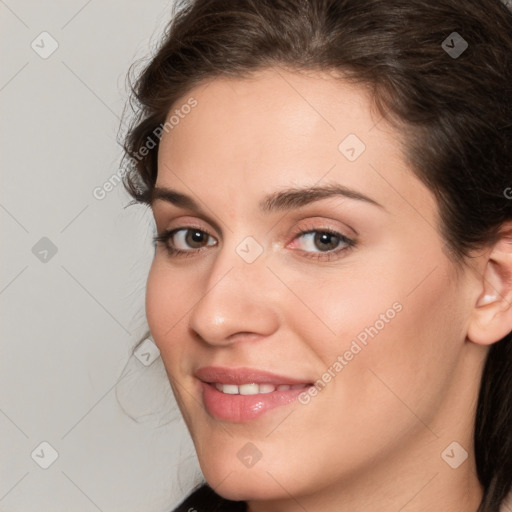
left=200, top=381, right=311, bottom=422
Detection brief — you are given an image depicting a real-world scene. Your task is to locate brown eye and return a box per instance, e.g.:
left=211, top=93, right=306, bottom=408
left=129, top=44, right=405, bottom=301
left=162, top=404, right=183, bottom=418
left=153, top=227, right=217, bottom=255
left=183, top=229, right=211, bottom=249
left=313, top=232, right=341, bottom=251
left=295, top=230, right=350, bottom=253
left=287, top=227, right=356, bottom=262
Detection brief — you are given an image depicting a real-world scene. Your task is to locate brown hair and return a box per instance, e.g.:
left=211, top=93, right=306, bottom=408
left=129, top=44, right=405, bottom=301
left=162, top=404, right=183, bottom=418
left=120, top=1, right=512, bottom=510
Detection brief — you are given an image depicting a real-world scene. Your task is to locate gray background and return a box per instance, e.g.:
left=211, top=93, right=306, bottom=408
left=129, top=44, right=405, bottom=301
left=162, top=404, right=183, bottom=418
left=4, top=1, right=512, bottom=512
left=0, top=1, right=201, bottom=510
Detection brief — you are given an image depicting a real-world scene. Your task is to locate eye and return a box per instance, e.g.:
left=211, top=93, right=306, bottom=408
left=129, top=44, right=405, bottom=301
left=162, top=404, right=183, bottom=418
left=289, top=227, right=355, bottom=261
left=153, top=225, right=356, bottom=261
left=153, top=227, right=217, bottom=257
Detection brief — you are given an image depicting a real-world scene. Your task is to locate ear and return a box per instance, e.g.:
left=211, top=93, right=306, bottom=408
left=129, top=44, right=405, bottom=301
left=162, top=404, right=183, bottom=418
left=467, top=222, right=512, bottom=346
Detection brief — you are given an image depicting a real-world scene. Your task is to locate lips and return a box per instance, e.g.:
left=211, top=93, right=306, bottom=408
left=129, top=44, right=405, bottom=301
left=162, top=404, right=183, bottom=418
left=195, top=366, right=313, bottom=386
left=194, top=366, right=315, bottom=422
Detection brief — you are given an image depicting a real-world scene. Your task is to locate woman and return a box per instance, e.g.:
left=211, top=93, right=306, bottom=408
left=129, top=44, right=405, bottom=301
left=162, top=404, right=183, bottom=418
left=120, top=0, right=512, bottom=510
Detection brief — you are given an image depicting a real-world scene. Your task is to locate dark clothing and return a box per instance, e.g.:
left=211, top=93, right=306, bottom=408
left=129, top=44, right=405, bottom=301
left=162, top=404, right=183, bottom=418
left=172, top=483, right=247, bottom=512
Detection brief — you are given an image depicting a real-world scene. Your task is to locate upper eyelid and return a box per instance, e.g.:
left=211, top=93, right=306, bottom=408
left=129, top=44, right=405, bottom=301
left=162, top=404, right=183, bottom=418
left=155, top=213, right=357, bottom=238
left=161, top=224, right=354, bottom=248
left=157, top=227, right=355, bottom=265
left=151, top=194, right=366, bottom=235
left=156, top=220, right=216, bottom=238
left=159, top=223, right=350, bottom=237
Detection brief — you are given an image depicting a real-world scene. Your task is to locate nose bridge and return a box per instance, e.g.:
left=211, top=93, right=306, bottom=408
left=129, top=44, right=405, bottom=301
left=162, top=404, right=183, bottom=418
left=188, top=234, right=277, bottom=345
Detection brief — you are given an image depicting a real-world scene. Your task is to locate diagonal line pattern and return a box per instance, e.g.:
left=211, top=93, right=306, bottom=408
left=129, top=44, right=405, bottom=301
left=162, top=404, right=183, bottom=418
left=166, top=371, right=234, bottom=439
left=274, top=66, right=336, bottom=132
left=60, top=204, right=89, bottom=233
left=0, top=0, right=29, bottom=28
left=162, top=162, right=234, bottom=234
left=61, top=0, right=93, bottom=29
left=406, top=266, right=438, bottom=297
left=369, top=163, right=437, bottom=233
left=369, top=163, right=508, bottom=307
left=371, top=160, right=512, bottom=310
left=0, top=202, right=29, bottom=232
left=265, top=470, right=309, bottom=512
left=398, top=472, right=439, bottom=511
left=209, top=470, right=235, bottom=494
left=163, top=267, right=234, bottom=337
left=0, top=408, right=29, bottom=439
left=368, top=115, right=384, bottom=132
left=264, top=163, right=337, bottom=236
left=61, top=265, right=131, bottom=335
left=368, top=161, right=459, bottom=268
left=265, top=410, right=295, bottom=438
left=0, top=62, right=29, bottom=92
left=266, top=265, right=336, bottom=335
left=61, top=471, right=104, bottom=511
left=60, top=369, right=135, bottom=440
left=61, top=61, right=120, bottom=121
left=0, top=472, right=29, bottom=503
left=0, top=265, right=28, bottom=295
left=368, top=368, right=439, bottom=439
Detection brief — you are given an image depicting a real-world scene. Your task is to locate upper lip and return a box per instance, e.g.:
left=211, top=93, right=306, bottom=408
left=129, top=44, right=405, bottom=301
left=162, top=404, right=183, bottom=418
left=195, top=366, right=313, bottom=386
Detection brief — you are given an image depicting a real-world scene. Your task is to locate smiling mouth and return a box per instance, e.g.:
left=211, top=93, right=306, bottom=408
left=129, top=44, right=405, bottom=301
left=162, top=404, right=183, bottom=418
left=210, top=382, right=312, bottom=395
left=199, top=380, right=315, bottom=422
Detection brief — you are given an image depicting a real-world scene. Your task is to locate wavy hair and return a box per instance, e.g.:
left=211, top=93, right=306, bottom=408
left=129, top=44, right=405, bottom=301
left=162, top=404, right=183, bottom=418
left=120, top=1, right=512, bottom=510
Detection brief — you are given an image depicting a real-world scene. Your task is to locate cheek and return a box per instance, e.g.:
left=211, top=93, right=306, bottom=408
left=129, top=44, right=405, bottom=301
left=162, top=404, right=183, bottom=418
left=273, top=251, right=413, bottom=363
left=285, top=242, right=464, bottom=417
left=322, top=258, right=463, bottom=427
left=145, top=259, right=189, bottom=363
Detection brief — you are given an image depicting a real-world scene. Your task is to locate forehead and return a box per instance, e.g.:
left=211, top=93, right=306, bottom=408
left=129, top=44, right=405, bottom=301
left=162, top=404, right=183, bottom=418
left=155, top=67, right=434, bottom=221
left=158, top=67, right=381, bottom=166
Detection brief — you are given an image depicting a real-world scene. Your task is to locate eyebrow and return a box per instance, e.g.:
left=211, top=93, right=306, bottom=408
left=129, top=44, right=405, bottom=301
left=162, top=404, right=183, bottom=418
left=150, top=183, right=384, bottom=214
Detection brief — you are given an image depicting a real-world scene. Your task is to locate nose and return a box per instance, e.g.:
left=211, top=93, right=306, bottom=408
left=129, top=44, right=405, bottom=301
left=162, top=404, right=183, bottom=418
left=188, top=241, right=280, bottom=346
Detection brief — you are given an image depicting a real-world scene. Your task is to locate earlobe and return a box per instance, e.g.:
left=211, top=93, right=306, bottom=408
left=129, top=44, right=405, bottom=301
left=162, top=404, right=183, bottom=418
left=467, top=224, right=512, bottom=346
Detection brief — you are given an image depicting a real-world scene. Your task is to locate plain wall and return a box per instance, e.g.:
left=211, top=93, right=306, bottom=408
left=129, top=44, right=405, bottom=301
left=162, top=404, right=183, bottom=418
left=0, top=1, right=201, bottom=510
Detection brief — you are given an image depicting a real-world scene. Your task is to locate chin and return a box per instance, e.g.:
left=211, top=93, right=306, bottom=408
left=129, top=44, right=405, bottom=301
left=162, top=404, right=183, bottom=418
left=205, top=475, right=286, bottom=503
left=198, top=456, right=280, bottom=501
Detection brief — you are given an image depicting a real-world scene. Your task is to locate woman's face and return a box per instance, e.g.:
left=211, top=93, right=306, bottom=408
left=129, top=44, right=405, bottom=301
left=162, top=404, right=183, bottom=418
left=146, top=68, right=482, bottom=504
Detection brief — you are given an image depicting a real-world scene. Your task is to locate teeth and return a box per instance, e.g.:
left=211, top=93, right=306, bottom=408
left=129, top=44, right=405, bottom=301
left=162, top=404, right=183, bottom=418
left=258, top=384, right=276, bottom=394
left=238, top=383, right=260, bottom=395
left=213, top=382, right=308, bottom=394
left=215, top=383, right=238, bottom=394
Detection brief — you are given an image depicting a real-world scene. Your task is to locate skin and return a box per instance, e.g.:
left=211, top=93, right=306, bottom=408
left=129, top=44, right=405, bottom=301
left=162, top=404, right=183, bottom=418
left=145, top=67, right=512, bottom=512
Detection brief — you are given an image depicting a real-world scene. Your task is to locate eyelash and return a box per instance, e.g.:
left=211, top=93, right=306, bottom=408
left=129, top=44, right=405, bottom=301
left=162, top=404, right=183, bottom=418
left=152, top=225, right=356, bottom=262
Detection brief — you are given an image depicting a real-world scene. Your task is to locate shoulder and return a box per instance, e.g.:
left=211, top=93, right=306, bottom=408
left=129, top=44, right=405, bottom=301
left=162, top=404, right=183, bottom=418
left=171, top=483, right=247, bottom=512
